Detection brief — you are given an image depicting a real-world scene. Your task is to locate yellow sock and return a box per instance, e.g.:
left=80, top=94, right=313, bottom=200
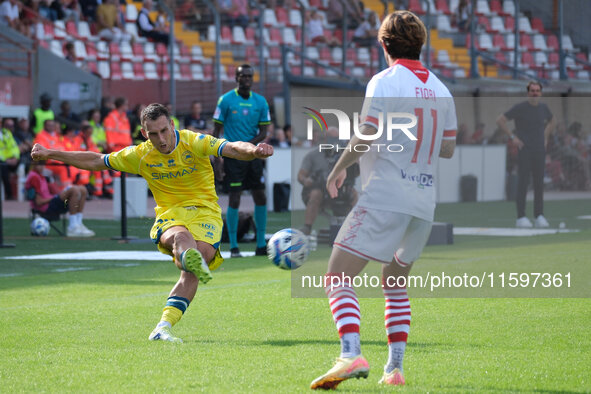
left=159, top=296, right=190, bottom=327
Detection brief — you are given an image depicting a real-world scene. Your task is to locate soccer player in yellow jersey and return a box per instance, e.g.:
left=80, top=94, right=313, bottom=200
left=31, top=103, right=274, bottom=343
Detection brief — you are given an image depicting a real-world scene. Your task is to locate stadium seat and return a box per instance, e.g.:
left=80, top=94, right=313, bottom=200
left=502, top=0, right=515, bottom=16
left=245, top=27, right=256, bottom=44
left=489, top=16, right=505, bottom=33
left=268, top=46, right=281, bottom=65
left=125, top=23, right=143, bottom=42
left=180, top=64, right=191, bottom=80
left=54, top=20, right=67, bottom=40
left=519, top=35, right=534, bottom=51
left=110, top=62, right=122, bottom=79
left=144, top=62, right=158, bottom=79
left=546, top=35, right=559, bottom=51
left=144, top=42, right=159, bottom=62
left=156, top=43, right=168, bottom=60
left=518, top=16, right=532, bottom=34
left=66, top=21, right=77, bottom=37
left=109, top=42, right=122, bottom=61
left=548, top=52, right=559, bottom=67
left=475, top=0, right=491, bottom=16
left=276, top=8, right=289, bottom=26
left=437, top=50, right=452, bottom=67
left=77, top=21, right=96, bottom=42
left=303, top=66, right=315, bottom=77
left=190, top=64, right=204, bottom=80
left=436, top=14, right=454, bottom=32
left=263, top=9, right=279, bottom=27
left=505, top=33, right=517, bottom=50
left=86, top=42, right=97, bottom=60
left=132, top=43, right=145, bottom=60
left=478, top=16, right=491, bottom=32
left=96, top=41, right=109, bottom=60
left=157, top=63, right=170, bottom=80
left=435, top=0, right=451, bottom=15
left=493, top=34, right=508, bottom=51
left=125, top=4, right=138, bottom=22
left=531, top=17, right=545, bottom=34
left=288, top=9, right=302, bottom=27
left=504, top=16, right=515, bottom=32
left=564, top=56, right=580, bottom=70
left=357, top=47, right=370, bottom=65
left=521, top=52, right=535, bottom=69
left=495, top=51, right=508, bottom=64
left=43, top=22, right=55, bottom=39
left=73, top=40, right=87, bottom=60
left=120, top=41, right=134, bottom=61
left=50, top=40, right=64, bottom=57
left=121, top=62, right=134, bottom=79
left=408, top=0, right=425, bottom=15
left=221, top=26, right=232, bottom=44
left=172, top=63, right=182, bottom=80
left=561, top=35, right=574, bottom=52
left=454, top=68, right=466, bottom=78
left=203, top=63, right=213, bottom=80
left=305, top=47, right=320, bottom=61
left=98, top=61, right=110, bottom=79
left=534, top=52, right=549, bottom=68
left=232, top=26, right=247, bottom=45
left=133, top=62, right=145, bottom=80
left=532, top=34, right=548, bottom=52
left=282, top=28, right=298, bottom=46
left=576, top=70, right=590, bottom=79
left=478, top=34, right=494, bottom=51
left=489, top=0, right=502, bottom=15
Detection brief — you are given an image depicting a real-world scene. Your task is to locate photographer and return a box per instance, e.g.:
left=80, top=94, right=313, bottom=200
left=297, top=127, right=358, bottom=236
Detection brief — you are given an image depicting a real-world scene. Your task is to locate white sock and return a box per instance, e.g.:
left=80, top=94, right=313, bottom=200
left=385, top=341, right=406, bottom=373
left=68, top=215, right=76, bottom=229
left=340, top=332, right=361, bottom=358
left=156, top=321, right=171, bottom=329
left=76, top=213, right=83, bottom=226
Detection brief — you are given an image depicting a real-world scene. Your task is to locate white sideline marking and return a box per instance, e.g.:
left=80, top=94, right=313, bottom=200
left=576, top=215, right=591, bottom=220
left=454, top=227, right=580, bottom=237
left=53, top=267, right=93, bottom=273
left=0, top=273, right=22, bottom=277
left=2, top=250, right=255, bottom=261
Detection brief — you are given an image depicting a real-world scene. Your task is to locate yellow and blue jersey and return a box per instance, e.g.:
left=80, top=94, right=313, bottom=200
left=104, top=129, right=227, bottom=213
left=212, top=89, right=271, bottom=142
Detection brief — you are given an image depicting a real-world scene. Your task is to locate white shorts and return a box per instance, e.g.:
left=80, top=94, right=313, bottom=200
left=333, top=206, right=432, bottom=267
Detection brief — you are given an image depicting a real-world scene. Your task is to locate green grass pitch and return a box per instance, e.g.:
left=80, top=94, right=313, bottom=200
left=0, top=200, right=590, bottom=392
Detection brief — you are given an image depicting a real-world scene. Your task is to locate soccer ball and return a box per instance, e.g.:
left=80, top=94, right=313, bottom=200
left=267, top=228, right=310, bottom=270
left=31, top=217, right=50, bottom=236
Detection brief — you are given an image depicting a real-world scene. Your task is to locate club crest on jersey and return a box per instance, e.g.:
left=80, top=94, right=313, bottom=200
left=242, top=108, right=249, bottom=116
left=167, top=159, right=176, bottom=167
left=182, top=150, right=194, bottom=164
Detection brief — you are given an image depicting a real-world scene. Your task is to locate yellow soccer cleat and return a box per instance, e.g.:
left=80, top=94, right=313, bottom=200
left=310, top=355, right=369, bottom=390
left=181, top=248, right=212, bottom=284
left=378, top=368, right=405, bottom=386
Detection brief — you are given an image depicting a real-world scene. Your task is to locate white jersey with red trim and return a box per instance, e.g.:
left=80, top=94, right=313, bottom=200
left=355, top=59, right=457, bottom=221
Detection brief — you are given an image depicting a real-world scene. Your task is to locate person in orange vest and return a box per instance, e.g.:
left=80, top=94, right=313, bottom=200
left=33, top=119, right=71, bottom=189
left=79, top=123, right=113, bottom=197
left=104, top=97, right=132, bottom=153
left=61, top=124, right=89, bottom=187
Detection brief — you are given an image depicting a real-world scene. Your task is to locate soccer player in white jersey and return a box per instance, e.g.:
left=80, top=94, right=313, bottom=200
left=310, top=11, right=457, bottom=389
left=31, top=103, right=274, bottom=344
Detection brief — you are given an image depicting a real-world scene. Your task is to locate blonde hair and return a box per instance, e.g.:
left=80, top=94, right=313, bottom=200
left=378, top=11, right=426, bottom=60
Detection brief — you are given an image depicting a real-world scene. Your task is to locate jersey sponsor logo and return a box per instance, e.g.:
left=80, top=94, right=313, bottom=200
left=167, top=159, right=176, bottom=167
left=182, top=150, right=194, bottom=164
left=400, top=170, right=433, bottom=189
left=146, top=163, right=163, bottom=168
left=209, top=137, right=218, bottom=147
left=205, top=231, right=214, bottom=239
left=151, top=164, right=199, bottom=180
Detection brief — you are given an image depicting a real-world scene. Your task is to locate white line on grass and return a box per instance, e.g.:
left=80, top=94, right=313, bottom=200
left=2, top=251, right=255, bottom=261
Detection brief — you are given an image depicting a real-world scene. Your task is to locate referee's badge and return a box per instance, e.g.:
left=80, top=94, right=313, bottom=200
left=182, top=150, right=195, bottom=164
left=242, top=108, right=249, bottom=116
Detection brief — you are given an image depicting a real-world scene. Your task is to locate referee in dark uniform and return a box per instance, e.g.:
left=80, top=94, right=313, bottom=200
left=213, top=64, right=271, bottom=257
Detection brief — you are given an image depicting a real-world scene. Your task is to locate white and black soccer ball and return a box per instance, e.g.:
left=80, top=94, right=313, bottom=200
left=267, top=228, right=310, bottom=270
left=30, top=217, right=50, bottom=236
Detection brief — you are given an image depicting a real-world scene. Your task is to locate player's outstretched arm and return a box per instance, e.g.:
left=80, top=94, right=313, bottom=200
left=221, top=141, right=274, bottom=161
left=31, top=143, right=108, bottom=171
left=439, top=139, right=456, bottom=158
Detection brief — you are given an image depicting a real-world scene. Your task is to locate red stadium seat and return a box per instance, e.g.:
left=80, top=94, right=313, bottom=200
left=408, top=0, right=425, bottom=15
left=86, top=42, right=97, bottom=59
left=478, top=16, right=491, bottom=32
left=521, top=52, right=535, bottom=68
left=531, top=17, right=545, bottom=34
left=133, top=62, right=145, bottom=79
left=504, top=16, right=515, bottom=32
left=490, top=0, right=502, bottom=14
left=520, top=35, right=534, bottom=51
left=110, top=62, right=122, bottom=79
left=435, top=0, right=451, bottom=15
left=87, top=61, right=98, bottom=74
left=109, top=42, right=122, bottom=61
left=180, top=63, right=191, bottom=80
left=546, top=35, right=559, bottom=51
left=66, top=21, right=77, bottom=37
left=548, top=52, right=559, bottom=66
left=43, top=22, right=55, bottom=39
left=495, top=51, right=508, bottom=64
left=493, top=34, right=508, bottom=51
left=276, top=8, right=289, bottom=26
left=157, top=63, right=170, bottom=80
left=245, top=27, right=256, bottom=44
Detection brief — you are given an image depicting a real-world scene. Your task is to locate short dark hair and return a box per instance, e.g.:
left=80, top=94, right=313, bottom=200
left=527, top=80, right=542, bottom=92
left=141, top=103, right=170, bottom=126
left=236, top=64, right=253, bottom=77
left=378, top=11, right=426, bottom=60
left=114, top=97, right=127, bottom=108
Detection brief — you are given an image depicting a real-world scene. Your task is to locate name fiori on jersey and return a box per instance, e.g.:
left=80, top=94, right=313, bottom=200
left=415, top=87, right=436, bottom=101
left=151, top=164, right=199, bottom=180
left=400, top=170, right=433, bottom=188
